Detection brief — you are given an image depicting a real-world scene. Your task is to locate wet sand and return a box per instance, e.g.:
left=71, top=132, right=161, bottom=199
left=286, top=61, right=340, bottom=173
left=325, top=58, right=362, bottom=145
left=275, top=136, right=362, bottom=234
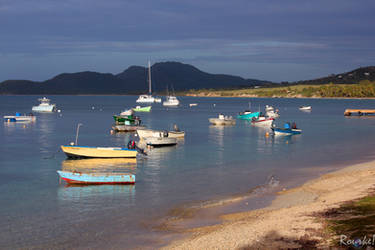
left=162, top=160, right=375, bottom=249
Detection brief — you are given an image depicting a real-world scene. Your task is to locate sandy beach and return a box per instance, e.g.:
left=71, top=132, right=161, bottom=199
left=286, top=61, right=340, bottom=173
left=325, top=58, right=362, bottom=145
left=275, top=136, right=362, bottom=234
left=162, top=160, right=375, bottom=249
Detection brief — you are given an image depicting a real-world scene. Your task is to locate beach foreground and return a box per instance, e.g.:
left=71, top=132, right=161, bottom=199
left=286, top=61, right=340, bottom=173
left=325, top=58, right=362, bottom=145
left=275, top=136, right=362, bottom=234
left=163, top=160, right=375, bottom=249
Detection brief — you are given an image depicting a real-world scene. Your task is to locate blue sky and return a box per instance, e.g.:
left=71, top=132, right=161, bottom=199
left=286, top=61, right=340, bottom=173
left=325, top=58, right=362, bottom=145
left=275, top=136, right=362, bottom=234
left=0, top=0, right=374, bottom=82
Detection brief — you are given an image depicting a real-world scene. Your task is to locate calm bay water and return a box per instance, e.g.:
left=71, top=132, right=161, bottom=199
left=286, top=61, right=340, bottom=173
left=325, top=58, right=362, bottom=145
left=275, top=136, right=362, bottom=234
left=1, top=95, right=375, bottom=249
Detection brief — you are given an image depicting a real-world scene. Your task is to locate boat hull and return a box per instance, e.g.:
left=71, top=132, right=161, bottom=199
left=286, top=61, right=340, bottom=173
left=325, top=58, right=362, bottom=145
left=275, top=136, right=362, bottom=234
left=133, top=106, right=151, bottom=112
left=237, top=112, right=260, bottom=120
left=144, top=137, right=177, bottom=147
left=57, top=170, right=135, bottom=184
left=3, top=115, right=36, bottom=122
left=251, top=117, right=274, bottom=126
left=209, top=118, right=236, bottom=126
left=32, top=105, right=56, bottom=112
left=272, top=128, right=302, bottom=135
left=61, top=146, right=137, bottom=158
left=112, top=125, right=145, bottom=132
left=137, top=129, right=185, bottom=139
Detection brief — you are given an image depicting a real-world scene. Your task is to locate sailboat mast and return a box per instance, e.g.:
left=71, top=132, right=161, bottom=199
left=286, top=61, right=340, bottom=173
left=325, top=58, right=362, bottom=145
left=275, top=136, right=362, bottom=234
left=148, top=61, right=152, bottom=95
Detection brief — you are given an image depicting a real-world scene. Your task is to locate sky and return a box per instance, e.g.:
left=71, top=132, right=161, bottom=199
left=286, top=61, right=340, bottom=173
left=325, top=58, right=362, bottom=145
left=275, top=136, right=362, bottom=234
left=0, top=0, right=374, bottom=82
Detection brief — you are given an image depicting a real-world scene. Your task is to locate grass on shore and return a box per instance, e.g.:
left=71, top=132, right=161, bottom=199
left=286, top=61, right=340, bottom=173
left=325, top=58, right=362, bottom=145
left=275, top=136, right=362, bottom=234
left=322, top=193, right=375, bottom=248
left=181, top=80, right=375, bottom=98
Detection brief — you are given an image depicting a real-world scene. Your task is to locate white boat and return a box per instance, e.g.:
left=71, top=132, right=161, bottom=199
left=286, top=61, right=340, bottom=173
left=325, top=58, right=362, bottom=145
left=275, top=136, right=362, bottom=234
left=3, top=113, right=36, bottom=122
left=136, top=61, right=160, bottom=103
left=163, top=96, right=180, bottom=106
left=32, top=97, right=56, bottom=112
left=299, top=106, right=312, bottom=111
left=251, top=116, right=274, bottom=126
left=137, top=127, right=185, bottom=139
left=266, top=109, right=280, bottom=118
left=189, top=103, right=198, bottom=107
left=209, top=114, right=236, bottom=126
left=265, top=105, right=274, bottom=112
left=141, top=131, right=178, bottom=147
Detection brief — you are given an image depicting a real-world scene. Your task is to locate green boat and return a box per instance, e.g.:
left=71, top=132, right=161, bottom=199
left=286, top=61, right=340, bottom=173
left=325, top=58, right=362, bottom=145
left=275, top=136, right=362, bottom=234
left=133, top=106, right=151, bottom=112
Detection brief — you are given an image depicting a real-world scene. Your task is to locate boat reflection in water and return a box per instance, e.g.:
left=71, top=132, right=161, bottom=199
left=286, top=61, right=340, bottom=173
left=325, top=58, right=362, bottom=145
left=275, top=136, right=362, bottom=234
left=57, top=181, right=136, bottom=204
left=61, top=158, right=137, bottom=173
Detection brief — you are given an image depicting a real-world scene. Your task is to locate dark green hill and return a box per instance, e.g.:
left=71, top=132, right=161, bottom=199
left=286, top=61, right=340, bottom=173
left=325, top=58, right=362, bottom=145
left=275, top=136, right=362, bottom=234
left=294, top=66, right=375, bottom=85
left=0, top=62, right=270, bottom=95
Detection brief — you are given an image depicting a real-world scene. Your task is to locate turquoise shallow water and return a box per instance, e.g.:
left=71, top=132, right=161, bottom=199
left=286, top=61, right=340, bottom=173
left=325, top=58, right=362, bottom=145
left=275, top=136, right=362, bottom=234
left=1, top=96, right=375, bottom=248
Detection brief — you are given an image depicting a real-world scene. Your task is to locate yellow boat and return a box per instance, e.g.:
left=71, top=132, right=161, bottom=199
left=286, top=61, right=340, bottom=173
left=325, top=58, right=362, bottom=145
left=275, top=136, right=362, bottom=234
left=61, top=145, right=138, bottom=159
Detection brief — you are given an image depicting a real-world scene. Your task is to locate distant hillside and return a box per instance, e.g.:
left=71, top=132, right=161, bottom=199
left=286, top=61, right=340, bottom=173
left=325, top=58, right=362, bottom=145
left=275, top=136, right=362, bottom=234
left=0, top=62, right=271, bottom=95
left=293, top=66, right=375, bottom=85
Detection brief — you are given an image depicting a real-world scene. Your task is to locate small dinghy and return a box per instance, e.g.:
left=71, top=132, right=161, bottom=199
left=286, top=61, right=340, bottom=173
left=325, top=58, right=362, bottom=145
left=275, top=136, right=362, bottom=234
left=3, top=113, right=36, bottom=122
left=209, top=114, right=236, bottom=125
left=137, top=124, right=185, bottom=139
left=144, top=131, right=177, bottom=147
left=271, top=122, right=302, bottom=135
left=133, top=106, right=151, bottom=112
left=299, top=106, right=312, bottom=111
left=57, top=170, right=135, bottom=185
left=61, top=145, right=138, bottom=159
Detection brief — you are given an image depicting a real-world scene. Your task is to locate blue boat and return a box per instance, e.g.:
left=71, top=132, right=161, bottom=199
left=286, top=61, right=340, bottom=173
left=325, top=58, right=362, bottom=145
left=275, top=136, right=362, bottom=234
left=57, top=170, right=135, bottom=184
left=237, top=111, right=260, bottom=120
left=271, top=122, right=302, bottom=136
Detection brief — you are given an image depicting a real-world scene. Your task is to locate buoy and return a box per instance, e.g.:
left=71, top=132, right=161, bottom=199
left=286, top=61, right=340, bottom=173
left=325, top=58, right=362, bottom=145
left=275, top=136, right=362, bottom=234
left=92, top=106, right=95, bottom=110
left=23, top=125, right=26, bottom=128
left=57, top=109, right=61, bottom=113
left=110, top=130, right=114, bottom=135
left=213, top=104, right=216, bottom=107
left=70, top=142, right=75, bottom=146
left=265, top=132, right=269, bottom=137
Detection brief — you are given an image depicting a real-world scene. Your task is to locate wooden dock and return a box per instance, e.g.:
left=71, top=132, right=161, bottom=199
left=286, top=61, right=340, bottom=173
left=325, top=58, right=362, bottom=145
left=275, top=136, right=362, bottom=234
left=344, top=109, right=375, bottom=116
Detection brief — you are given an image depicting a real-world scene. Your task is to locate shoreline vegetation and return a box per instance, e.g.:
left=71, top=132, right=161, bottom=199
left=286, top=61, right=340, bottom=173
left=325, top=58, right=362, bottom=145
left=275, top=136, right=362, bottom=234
left=180, top=80, right=375, bottom=99
left=162, top=160, right=375, bottom=249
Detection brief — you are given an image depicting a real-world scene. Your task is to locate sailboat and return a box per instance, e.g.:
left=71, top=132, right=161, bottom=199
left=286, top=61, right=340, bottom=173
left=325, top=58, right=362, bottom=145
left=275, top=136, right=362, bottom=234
left=136, top=61, right=161, bottom=103
left=163, top=85, right=180, bottom=106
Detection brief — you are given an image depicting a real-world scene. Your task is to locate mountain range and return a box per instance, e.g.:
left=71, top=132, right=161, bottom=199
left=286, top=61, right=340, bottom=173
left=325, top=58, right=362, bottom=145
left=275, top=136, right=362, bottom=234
left=0, top=62, right=270, bottom=95
left=1, top=62, right=373, bottom=95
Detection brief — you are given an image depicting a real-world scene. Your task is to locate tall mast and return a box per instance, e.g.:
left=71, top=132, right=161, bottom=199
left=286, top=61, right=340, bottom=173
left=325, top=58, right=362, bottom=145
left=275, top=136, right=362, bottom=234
left=148, top=60, right=152, bottom=95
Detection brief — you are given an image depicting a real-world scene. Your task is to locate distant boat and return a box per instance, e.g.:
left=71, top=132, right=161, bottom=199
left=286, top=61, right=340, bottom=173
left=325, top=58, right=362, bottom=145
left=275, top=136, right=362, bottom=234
left=271, top=122, right=302, bottom=135
left=299, top=106, right=312, bottom=111
left=163, top=86, right=180, bottom=106
left=265, top=105, right=274, bottom=112
left=136, top=61, right=160, bottom=103
left=57, top=170, right=135, bottom=185
left=189, top=103, right=198, bottom=107
left=32, top=97, right=56, bottom=112
left=163, top=96, right=180, bottom=106
left=209, top=114, right=236, bottom=125
left=61, top=145, right=138, bottom=159
left=3, top=113, right=36, bottom=122
left=266, top=110, right=280, bottom=118
left=133, top=106, right=151, bottom=112
left=237, top=111, right=260, bottom=120
left=251, top=116, right=274, bottom=127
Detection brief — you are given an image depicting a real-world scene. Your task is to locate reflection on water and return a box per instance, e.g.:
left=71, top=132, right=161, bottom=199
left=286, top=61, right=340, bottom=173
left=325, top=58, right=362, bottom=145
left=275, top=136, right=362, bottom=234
left=61, top=158, right=137, bottom=173
left=57, top=184, right=135, bottom=203
left=37, top=114, right=56, bottom=154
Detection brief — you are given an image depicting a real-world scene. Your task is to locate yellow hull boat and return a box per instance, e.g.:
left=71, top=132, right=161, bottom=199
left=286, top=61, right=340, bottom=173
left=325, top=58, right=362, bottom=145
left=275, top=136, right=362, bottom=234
left=61, top=145, right=138, bottom=159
